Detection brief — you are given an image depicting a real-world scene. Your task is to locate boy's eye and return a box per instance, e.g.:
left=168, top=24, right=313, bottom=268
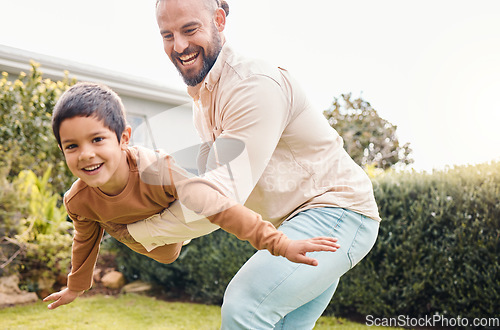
left=93, top=137, right=104, bottom=143
left=65, top=144, right=77, bottom=150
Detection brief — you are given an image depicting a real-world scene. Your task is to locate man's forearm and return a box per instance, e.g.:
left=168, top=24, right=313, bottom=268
left=127, top=200, right=220, bottom=252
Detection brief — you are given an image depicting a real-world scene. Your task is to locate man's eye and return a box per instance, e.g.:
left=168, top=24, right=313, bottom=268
left=185, top=28, right=197, bottom=35
left=163, top=34, right=173, bottom=41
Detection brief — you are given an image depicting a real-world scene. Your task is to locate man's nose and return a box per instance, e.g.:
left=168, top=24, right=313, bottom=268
left=173, top=35, right=189, bottom=54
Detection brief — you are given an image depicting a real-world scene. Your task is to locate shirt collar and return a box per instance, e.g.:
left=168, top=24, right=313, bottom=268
left=186, top=42, right=233, bottom=100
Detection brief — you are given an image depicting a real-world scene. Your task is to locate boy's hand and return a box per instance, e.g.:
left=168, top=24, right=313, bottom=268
left=43, top=288, right=84, bottom=309
left=284, top=237, right=340, bottom=266
left=101, top=222, right=136, bottom=244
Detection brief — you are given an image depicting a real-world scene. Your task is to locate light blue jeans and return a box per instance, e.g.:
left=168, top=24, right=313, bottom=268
left=220, top=207, right=379, bottom=329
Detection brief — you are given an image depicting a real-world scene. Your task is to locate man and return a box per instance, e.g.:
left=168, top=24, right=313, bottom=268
left=132, top=0, right=381, bottom=328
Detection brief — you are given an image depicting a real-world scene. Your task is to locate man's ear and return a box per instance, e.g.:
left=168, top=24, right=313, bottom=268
left=120, top=125, right=132, bottom=149
left=214, top=7, right=226, bottom=32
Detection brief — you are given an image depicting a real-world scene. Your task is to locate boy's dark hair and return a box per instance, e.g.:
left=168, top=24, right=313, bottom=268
left=52, top=82, right=127, bottom=148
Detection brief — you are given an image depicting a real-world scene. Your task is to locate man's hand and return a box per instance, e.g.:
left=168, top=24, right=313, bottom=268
left=43, top=288, right=84, bottom=309
left=284, top=237, right=340, bottom=266
left=100, top=222, right=136, bottom=244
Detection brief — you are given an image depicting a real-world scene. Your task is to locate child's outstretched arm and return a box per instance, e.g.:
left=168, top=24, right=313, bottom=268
left=284, top=237, right=339, bottom=266
left=43, top=288, right=84, bottom=309
left=135, top=153, right=342, bottom=265
left=204, top=203, right=340, bottom=266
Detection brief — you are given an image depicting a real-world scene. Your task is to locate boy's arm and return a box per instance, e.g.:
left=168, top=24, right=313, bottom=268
left=44, top=215, right=103, bottom=309
left=205, top=203, right=339, bottom=265
left=66, top=216, right=104, bottom=292
left=125, top=197, right=338, bottom=265
left=165, top=159, right=340, bottom=265
left=129, top=148, right=339, bottom=264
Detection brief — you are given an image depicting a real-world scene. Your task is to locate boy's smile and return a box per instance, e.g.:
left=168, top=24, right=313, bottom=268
left=59, top=116, right=131, bottom=196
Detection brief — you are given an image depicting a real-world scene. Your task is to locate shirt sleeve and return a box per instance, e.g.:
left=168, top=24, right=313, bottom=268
left=127, top=200, right=220, bottom=251
left=163, top=155, right=292, bottom=256
left=67, top=208, right=184, bottom=291
left=67, top=213, right=104, bottom=292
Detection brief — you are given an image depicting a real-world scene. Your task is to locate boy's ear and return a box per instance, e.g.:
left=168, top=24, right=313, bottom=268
left=120, top=126, right=132, bottom=150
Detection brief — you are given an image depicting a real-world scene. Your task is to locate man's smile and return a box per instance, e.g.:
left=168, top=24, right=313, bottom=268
left=178, top=52, right=199, bottom=66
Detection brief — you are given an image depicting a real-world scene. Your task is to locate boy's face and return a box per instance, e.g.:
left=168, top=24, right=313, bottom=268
left=59, top=116, right=131, bottom=196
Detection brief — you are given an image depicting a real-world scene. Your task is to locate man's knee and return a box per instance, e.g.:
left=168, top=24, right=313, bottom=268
left=221, top=297, right=247, bottom=328
left=221, top=285, right=246, bottom=321
left=221, top=282, right=261, bottom=328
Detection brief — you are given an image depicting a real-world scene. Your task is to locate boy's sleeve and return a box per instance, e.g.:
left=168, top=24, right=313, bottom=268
left=68, top=215, right=184, bottom=292
left=67, top=215, right=104, bottom=292
left=163, top=156, right=292, bottom=257
left=118, top=238, right=184, bottom=264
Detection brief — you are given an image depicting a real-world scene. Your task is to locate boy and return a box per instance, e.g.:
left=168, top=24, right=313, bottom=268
left=43, top=82, right=339, bottom=309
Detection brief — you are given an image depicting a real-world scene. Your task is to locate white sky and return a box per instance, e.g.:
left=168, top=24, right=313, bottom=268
left=1, top=0, right=499, bottom=171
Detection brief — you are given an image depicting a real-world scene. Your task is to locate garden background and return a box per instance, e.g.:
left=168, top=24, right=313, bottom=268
left=2, top=1, right=500, bottom=328
left=0, top=65, right=498, bottom=328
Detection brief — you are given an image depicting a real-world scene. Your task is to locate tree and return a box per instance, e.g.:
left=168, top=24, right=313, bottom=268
left=323, top=93, right=413, bottom=170
left=0, top=62, right=76, bottom=192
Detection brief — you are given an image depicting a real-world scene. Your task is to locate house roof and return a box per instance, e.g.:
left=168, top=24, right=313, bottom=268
left=0, top=44, right=191, bottom=105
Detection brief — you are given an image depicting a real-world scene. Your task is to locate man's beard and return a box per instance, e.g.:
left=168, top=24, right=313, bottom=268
left=172, top=26, right=223, bottom=87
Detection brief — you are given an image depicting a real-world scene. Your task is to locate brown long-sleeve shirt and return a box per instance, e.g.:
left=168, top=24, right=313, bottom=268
left=64, top=146, right=290, bottom=291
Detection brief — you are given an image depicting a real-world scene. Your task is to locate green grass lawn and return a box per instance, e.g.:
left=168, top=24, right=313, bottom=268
left=0, top=294, right=394, bottom=329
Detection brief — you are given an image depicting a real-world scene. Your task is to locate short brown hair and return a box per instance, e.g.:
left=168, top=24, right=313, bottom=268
left=52, top=82, right=127, bottom=148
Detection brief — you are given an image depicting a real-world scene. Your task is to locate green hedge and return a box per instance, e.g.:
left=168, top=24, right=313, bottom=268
left=111, top=161, right=499, bottom=319
left=326, top=161, right=499, bottom=319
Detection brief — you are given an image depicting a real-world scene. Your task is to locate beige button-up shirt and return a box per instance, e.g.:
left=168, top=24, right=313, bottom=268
left=128, top=43, right=380, bottom=250
left=187, top=43, right=381, bottom=226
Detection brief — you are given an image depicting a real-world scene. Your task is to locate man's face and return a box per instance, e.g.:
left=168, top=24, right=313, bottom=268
left=156, top=0, right=224, bottom=86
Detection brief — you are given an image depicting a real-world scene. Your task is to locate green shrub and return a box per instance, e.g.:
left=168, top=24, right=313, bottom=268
left=0, top=175, right=27, bottom=277
left=0, top=63, right=75, bottom=193
left=0, top=63, right=76, bottom=294
left=325, top=161, right=500, bottom=319
left=106, top=228, right=256, bottom=304
left=109, top=161, right=499, bottom=318
left=0, top=169, right=72, bottom=293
